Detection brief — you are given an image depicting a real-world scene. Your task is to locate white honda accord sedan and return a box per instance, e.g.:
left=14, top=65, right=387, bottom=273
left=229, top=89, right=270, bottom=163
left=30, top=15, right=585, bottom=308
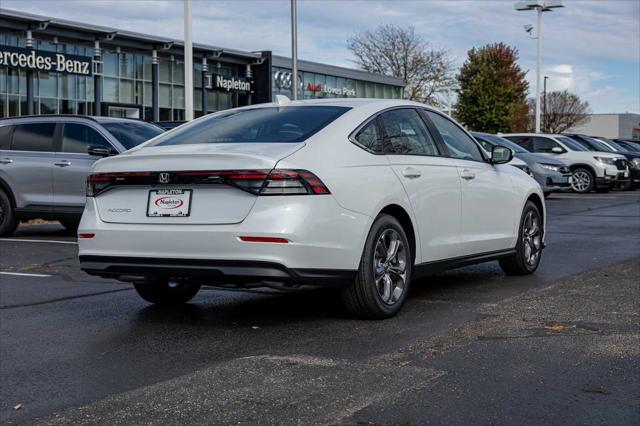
left=78, top=98, right=545, bottom=318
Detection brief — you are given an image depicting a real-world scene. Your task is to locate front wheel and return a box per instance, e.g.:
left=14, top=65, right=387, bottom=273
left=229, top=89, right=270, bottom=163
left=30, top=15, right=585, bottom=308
left=134, top=280, right=201, bottom=306
left=341, top=214, right=412, bottom=319
left=499, top=201, right=543, bottom=275
left=571, top=168, right=594, bottom=193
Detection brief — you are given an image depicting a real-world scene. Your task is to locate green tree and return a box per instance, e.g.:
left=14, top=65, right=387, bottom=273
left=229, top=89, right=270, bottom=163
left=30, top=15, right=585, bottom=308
left=456, top=43, right=529, bottom=133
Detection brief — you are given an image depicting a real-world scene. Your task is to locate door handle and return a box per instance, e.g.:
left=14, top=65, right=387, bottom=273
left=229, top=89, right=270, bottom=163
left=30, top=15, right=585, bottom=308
left=402, top=167, right=422, bottom=179
left=460, top=169, right=476, bottom=180
left=0, top=158, right=13, bottom=165
left=54, top=160, right=72, bottom=167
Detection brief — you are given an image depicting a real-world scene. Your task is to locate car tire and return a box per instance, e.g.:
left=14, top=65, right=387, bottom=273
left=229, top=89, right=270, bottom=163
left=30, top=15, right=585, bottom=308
left=341, top=214, right=412, bottom=319
left=134, top=280, right=201, bottom=306
left=499, top=201, right=543, bottom=275
left=60, top=219, right=80, bottom=233
left=0, top=189, right=18, bottom=237
left=571, top=168, right=595, bottom=193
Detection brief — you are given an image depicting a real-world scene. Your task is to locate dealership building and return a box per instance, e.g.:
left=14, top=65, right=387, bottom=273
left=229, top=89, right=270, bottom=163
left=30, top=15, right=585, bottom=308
left=0, top=9, right=404, bottom=122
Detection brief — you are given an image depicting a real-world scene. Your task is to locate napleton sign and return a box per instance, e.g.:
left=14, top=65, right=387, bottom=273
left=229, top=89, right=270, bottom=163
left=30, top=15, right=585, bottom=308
left=0, top=45, right=93, bottom=76
left=206, top=74, right=253, bottom=93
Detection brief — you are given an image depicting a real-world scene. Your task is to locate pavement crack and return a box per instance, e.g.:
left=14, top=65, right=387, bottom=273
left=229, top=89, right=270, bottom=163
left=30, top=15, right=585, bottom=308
left=0, top=288, right=132, bottom=310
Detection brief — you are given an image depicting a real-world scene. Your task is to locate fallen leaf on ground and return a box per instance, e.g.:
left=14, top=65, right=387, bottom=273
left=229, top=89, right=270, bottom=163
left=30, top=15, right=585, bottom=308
left=544, top=325, right=564, bottom=331
left=14, top=403, right=22, bottom=411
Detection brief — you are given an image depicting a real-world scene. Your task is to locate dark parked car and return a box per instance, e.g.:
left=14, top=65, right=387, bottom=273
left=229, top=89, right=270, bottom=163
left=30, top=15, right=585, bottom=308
left=0, top=116, right=164, bottom=236
left=614, top=139, right=640, bottom=152
left=563, top=134, right=637, bottom=189
left=472, top=132, right=572, bottom=197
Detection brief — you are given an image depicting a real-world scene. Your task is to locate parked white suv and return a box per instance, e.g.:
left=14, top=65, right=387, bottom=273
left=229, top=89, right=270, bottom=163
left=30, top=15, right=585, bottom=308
left=79, top=99, right=545, bottom=318
left=501, top=133, right=629, bottom=193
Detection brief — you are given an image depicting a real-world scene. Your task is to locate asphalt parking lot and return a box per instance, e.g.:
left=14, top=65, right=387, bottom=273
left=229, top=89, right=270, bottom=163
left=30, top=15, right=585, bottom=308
left=1, top=191, right=639, bottom=425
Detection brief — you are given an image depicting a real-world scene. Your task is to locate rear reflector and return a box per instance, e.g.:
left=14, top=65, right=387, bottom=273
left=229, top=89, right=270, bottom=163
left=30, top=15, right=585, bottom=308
left=238, top=236, right=289, bottom=243
left=86, top=169, right=330, bottom=197
left=78, top=233, right=95, bottom=239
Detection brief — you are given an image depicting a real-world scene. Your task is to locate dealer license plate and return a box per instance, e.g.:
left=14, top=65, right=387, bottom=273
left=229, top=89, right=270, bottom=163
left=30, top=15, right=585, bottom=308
left=147, top=189, right=192, bottom=217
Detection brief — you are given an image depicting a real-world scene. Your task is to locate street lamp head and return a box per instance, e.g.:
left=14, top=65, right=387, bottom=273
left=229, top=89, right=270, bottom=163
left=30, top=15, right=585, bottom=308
left=515, top=0, right=564, bottom=11
left=523, top=24, right=534, bottom=34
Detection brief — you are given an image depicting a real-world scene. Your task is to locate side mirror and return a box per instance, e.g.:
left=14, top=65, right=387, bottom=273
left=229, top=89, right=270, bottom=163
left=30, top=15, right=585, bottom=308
left=88, top=146, right=116, bottom=157
left=551, top=146, right=564, bottom=154
left=490, top=145, right=513, bottom=164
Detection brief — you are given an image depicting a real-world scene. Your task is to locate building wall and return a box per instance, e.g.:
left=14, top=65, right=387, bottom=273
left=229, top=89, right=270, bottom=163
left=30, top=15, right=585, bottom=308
left=271, top=66, right=402, bottom=101
left=618, top=114, right=640, bottom=139
left=1, top=11, right=404, bottom=120
left=568, top=114, right=640, bottom=139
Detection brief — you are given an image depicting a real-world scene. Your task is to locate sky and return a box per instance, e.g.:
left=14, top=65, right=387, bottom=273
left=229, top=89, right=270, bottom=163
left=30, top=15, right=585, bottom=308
left=2, top=0, right=638, bottom=114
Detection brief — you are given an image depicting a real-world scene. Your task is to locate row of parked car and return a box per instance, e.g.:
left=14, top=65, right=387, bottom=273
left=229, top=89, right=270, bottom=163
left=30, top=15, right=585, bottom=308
left=472, top=132, right=639, bottom=196
left=0, top=113, right=638, bottom=238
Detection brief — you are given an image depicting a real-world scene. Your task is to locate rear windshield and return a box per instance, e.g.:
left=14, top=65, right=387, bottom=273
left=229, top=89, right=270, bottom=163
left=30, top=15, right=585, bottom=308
left=103, top=121, right=164, bottom=150
left=150, top=106, right=350, bottom=146
left=556, top=136, right=589, bottom=151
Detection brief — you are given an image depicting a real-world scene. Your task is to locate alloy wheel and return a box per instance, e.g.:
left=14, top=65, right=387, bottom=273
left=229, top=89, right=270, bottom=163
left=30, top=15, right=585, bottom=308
left=522, top=210, right=542, bottom=267
left=373, top=229, right=408, bottom=305
left=571, top=170, right=591, bottom=192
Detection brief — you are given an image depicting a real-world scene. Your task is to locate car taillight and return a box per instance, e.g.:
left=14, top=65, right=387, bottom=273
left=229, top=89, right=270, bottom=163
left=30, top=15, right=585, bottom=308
left=86, top=169, right=330, bottom=196
left=86, top=172, right=151, bottom=197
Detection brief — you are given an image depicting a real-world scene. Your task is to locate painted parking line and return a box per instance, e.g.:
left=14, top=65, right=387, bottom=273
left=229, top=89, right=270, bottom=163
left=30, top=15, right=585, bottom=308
left=0, top=271, right=52, bottom=278
left=0, top=238, right=77, bottom=245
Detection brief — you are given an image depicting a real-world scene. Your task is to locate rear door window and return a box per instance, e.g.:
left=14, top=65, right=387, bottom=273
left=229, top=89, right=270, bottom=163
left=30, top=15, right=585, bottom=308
left=532, top=137, right=564, bottom=153
left=353, top=120, right=384, bottom=153
left=11, top=123, right=56, bottom=152
left=503, top=136, right=533, bottom=151
left=0, top=125, right=15, bottom=150
left=378, top=109, right=440, bottom=156
left=62, top=123, right=114, bottom=154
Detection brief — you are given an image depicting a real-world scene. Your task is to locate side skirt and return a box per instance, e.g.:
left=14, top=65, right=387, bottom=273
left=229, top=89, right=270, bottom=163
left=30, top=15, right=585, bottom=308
left=413, top=249, right=516, bottom=279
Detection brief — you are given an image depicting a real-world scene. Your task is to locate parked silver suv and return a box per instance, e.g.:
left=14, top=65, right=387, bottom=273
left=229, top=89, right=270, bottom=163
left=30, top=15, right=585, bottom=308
left=0, top=115, right=164, bottom=236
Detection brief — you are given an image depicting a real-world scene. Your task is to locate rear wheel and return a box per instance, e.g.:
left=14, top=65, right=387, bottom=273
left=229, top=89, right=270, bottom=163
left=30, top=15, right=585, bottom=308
left=0, top=189, right=18, bottom=237
left=571, top=168, right=594, bottom=193
left=341, top=214, right=412, bottom=319
left=499, top=201, right=543, bottom=275
left=134, top=280, right=201, bottom=306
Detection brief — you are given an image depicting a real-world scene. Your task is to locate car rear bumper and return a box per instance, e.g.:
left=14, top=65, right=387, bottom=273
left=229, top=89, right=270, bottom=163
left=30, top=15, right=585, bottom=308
left=79, top=255, right=356, bottom=287
left=78, top=195, right=372, bottom=282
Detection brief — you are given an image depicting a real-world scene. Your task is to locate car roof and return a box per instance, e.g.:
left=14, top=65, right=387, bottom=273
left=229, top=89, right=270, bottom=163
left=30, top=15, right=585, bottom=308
left=235, top=97, right=436, bottom=111
left=0, top=115, right=163, bottom=130
left=500, top=133, right=567, bottom=137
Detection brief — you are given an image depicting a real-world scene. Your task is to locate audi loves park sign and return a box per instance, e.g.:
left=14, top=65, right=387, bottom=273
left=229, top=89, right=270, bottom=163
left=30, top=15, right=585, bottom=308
left=0, top=45, right=93, bottom=76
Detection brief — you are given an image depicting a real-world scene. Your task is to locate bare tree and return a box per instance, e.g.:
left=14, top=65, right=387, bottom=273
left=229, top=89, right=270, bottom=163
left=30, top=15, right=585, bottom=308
left=530, top=90, right=591, bottom=133
left=347, top=24, right=454, bottom=106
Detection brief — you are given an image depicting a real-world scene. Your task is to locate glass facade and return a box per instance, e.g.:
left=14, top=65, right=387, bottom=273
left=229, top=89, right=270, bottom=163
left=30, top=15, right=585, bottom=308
left=1, top=23, right=403, bottom=121
left=272, top=66, right=402, bottom=101
left=0, top=33, right=239, bottom=120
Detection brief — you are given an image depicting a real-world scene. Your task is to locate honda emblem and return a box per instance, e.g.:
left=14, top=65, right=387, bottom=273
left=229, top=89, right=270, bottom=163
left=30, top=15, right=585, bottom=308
left=159, top=173, right=170, bottom=184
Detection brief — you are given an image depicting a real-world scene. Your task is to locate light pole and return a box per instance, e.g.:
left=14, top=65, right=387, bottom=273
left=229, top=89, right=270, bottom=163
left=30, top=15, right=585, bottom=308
left=543, top=75, right=548, bottom=132
left=291, top=0, right=298, bottom=100
left=184, top=0, right=194, bottom=121
left=515, top=1, right=564, bottom=133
